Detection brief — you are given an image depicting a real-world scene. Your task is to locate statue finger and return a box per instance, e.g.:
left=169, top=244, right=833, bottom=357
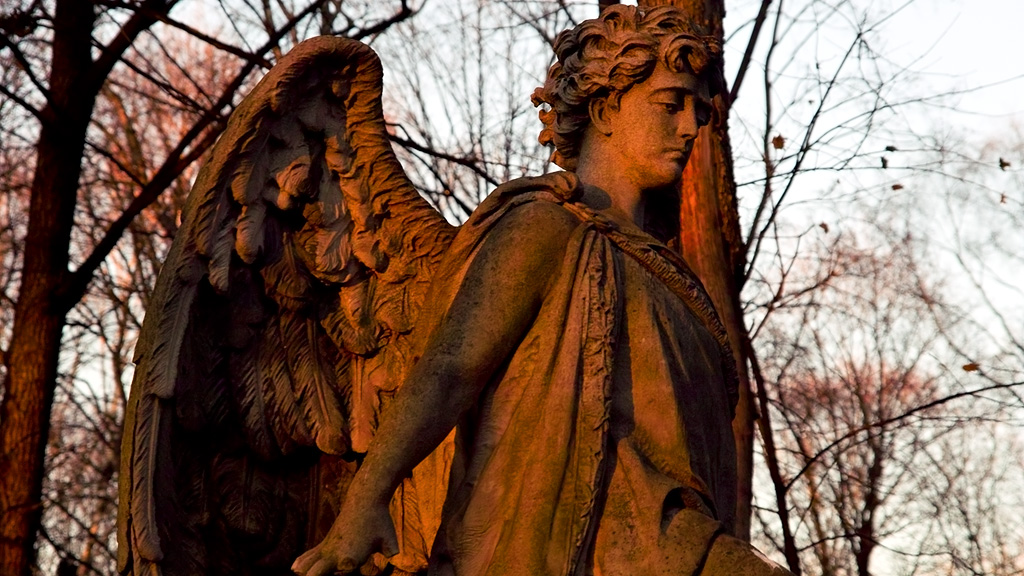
left=291, top=547, right=322, bottom=574
left=307, top=557, right=342, bottom=576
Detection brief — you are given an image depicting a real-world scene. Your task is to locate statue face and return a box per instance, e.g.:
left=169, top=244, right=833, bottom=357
left=601, top=62, right=712, bottom=191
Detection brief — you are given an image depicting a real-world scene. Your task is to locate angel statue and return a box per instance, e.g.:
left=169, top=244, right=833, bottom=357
left=118, top=5, right=792, bottom=576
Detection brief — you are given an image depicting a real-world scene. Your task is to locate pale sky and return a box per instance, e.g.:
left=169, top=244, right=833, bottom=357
left=714, top=0, right=1024, bottom=141
left=886, top=0, right=1024, bottom=131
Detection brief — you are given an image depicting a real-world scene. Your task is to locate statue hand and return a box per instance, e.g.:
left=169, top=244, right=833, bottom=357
left=291, top=500, right=398, bottom=576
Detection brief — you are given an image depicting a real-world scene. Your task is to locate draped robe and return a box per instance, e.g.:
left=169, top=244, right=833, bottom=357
left=413, top=172, right=738, bottom=576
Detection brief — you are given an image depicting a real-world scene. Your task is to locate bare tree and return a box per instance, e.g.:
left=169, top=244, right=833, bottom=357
left=708, top=0, right=1024, bottom=570
left=748, top=219, right=1023, bottom=575
left=0, top=2, right=416, bottom=573
left=376, top=0, right=561, bottom=222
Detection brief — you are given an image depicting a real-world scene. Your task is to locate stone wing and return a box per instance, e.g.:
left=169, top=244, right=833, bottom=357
left=117, top=37, right=456, bottom=575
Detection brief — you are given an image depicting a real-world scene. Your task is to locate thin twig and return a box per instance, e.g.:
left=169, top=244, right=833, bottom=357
left=786, top=380, right=1024, bottom=490
left=390, top=132, right=501, bottom=188
left=0, top=83, right=47, bottom=125
left=0, top=32, right=53, bottom=107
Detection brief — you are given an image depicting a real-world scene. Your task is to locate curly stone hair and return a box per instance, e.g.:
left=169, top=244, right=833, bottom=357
left=531, top=5, right=723, bottom=171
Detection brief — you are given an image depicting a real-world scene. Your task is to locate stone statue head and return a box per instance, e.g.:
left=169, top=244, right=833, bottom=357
left=532, top=5, right=723, bottom=171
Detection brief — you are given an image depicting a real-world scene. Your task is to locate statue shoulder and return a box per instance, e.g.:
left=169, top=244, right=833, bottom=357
left=482, top=191, right=582, bottom=265
left=468, top=171, right=584, bottom=254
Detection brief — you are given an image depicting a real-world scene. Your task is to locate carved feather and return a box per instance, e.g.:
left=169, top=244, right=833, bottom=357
left=276, top=308, right=347, bottom=455
left=203, top=190, right=236, bottom=294
left=235, top=203, right=267, bottom=264
left=136, top=289, right=196, bottom=400
left=128, top=394, right=165, bottom=562
left=120, top=37, right=458, bottom=576
left=263, top=319, right=315, bottom=448
left=230, top=337, right=280, bottom=460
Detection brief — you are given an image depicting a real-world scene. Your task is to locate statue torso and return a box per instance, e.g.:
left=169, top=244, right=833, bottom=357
left=425, top=177, right=736, bottom=576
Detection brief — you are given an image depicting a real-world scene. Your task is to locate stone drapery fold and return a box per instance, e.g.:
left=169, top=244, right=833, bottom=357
left=415, top=172, right=737, bottom=576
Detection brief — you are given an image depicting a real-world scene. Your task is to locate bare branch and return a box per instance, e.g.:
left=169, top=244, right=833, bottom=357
left=85, top=0, right=181, bottom=98
left=0, top=31, right=53, bottom=107
left=152, top=12, right=272, bottom=68
left=0, top=83, right=47, bottom=125
left=729, top=0, right=772, bottom=103
left=390, top=132, right=501, bottom=188
left=786, top=380, right=1024, bottom=491
left=347, top=0, right=415, bottom=41
left=744, top=330, right=802, bottom=574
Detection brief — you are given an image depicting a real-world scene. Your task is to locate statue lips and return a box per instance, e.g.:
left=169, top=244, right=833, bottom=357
left=663, top=144, right=694, bottom=172
left=666, top=146, right=692, bottom=161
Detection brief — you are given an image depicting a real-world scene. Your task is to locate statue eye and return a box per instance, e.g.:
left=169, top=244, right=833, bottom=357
left=660, top=102, right=681, bottom=114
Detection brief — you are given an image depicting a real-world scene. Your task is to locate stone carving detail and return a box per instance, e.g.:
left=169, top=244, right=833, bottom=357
left=119, top=6, right=792, bottom=576
left=117, top=38, right=457, bottom=575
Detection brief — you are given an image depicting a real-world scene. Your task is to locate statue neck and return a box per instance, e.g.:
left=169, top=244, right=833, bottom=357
left=574, top=157, right=647, bottom=230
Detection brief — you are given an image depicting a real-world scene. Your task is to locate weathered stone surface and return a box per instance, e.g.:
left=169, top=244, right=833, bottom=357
left=119, top=6, right=790, bottom=576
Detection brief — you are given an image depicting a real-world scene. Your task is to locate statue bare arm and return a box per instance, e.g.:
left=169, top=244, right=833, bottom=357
left=293, top=200, right=580, bottom=575
left=357, top=200, right=578, bottom=501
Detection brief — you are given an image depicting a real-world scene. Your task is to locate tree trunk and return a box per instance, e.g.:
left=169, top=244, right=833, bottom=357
left=637, top=0, right=754, bottom=540
left=0, top=1, right=97, bottom=574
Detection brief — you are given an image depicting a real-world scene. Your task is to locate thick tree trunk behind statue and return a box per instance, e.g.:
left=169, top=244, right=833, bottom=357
left=637, top=0, right=755, bottom=540
left=0, top=2, right=97, bottom=574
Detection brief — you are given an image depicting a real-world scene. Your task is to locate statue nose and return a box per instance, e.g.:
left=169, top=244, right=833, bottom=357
left=677, top=109, right=699, bottom=140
